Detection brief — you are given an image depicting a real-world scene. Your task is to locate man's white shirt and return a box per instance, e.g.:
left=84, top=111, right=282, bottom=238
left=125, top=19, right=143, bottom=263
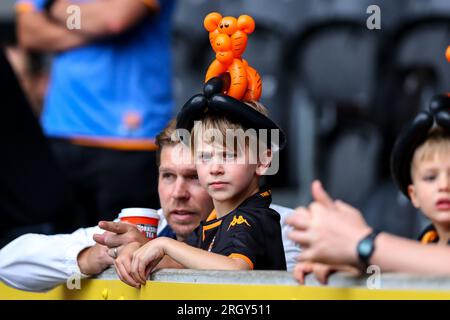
left=0, top=205, right=299, bottom=292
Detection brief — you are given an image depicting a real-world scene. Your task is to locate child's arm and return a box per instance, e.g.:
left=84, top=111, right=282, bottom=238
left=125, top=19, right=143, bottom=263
left=129, top=237, right=251, bottom=284
left=368, top=233, right=450, bottom=274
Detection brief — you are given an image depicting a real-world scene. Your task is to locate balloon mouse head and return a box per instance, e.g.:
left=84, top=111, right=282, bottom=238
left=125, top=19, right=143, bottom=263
left=203, top=12, right=262, bottom=101
left=204, top=12, right=255, bottom=61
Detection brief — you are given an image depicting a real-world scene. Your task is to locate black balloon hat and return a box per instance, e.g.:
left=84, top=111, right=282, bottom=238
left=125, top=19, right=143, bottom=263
left=176, top=73, right=287, bottom=151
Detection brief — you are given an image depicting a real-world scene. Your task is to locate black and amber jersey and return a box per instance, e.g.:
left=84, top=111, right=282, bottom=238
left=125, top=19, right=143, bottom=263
left=186, top=189, right=287, bottom=270
left=418, top=224, right=450, bottom=245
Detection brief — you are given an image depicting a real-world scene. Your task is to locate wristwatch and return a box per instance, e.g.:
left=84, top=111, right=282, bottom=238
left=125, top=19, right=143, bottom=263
left=356, top=230, right=380, bottom=271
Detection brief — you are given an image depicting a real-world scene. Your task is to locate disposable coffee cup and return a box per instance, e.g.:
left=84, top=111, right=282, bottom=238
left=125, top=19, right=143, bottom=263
left=118, top=208, right=159, bottom=240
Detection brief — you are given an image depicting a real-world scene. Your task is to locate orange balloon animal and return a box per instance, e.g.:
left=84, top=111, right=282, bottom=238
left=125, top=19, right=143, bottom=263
left=204, top=12, right=262, bottom=101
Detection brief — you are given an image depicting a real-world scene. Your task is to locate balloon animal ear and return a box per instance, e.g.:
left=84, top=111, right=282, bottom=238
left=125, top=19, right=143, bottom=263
left=203, top=73, right=231, bottom=99
left=237, top=15, right=255, bottom=34
left=390, top=110, right=434, bottom=198
left=430, top=94, right=450, bottom=130
left=429, top=94, right=450, bottom=114
left=204, top=12, right=222, bottom=32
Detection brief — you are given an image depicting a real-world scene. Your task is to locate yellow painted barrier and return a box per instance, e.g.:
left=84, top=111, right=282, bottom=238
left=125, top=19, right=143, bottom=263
left=1, top=280, right=450, bottom=300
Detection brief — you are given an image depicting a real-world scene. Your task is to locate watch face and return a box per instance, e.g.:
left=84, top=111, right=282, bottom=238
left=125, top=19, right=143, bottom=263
left=359, top=239, right=372, bottom=257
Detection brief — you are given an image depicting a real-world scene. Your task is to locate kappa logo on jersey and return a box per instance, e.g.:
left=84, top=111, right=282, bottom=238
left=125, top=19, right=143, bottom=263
left=227, top=215, right=251, bottom=231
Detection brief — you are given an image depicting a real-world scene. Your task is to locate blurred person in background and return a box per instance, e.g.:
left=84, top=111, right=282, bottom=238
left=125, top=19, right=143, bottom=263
left=0, top=49, right=77, bottom=247
left=5, top=46, right=49, bottom=115
left=15, top=0, right=176, bottom=231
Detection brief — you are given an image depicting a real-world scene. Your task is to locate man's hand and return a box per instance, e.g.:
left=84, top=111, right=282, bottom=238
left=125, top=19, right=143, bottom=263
left=294, top=262, right=360, bottom=285
left=77, top=243, right=114, bottom=275
left=294, top=262, right=335, bottom=285
left=76, top=221, right=148, bottom=278
left=94, top=221, right=149, bottom=249
left=286, top=180, right=372, bottom=266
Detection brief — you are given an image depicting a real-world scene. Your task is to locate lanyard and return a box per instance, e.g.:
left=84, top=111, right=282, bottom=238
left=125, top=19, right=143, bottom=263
left=207, top=235, right=216, bottom=252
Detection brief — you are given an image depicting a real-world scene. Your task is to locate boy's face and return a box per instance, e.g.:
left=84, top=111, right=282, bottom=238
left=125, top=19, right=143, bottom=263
left=408, top=153, right=450, bottom=225
left=195, top=142, right=263, bottom=202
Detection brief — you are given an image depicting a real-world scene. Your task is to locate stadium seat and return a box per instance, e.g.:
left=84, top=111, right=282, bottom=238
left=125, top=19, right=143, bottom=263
left=288, top=21, right=384, bottom=206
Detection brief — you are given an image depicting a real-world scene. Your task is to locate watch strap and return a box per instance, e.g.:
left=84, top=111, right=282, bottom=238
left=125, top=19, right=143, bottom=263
left=357, top=229, right=380, bottom=271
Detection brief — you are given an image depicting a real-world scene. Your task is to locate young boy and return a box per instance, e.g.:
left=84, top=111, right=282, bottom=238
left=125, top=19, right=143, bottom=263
left=408, top=128, right=450, bottom=245
left=391, top=94, right=450, bottom=245
left=121, top=76, right=287, bottom=285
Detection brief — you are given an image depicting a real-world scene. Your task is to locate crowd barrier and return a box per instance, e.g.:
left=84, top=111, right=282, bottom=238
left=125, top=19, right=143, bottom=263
left=1, top=268, right=450, bottom=299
